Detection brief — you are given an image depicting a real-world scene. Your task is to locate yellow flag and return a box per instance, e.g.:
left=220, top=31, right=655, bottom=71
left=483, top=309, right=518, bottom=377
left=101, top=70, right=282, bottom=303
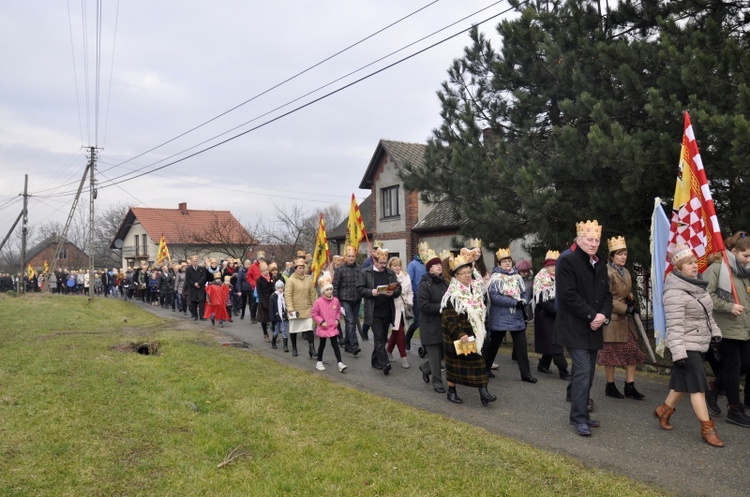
left=345, top=194, right=367, bottom=252
left=44, top=260, right=49, bottom=273
left=27, top=264, right=36, bottom=280
left=156, top=234, right=171, bottom=265
left=311, top=214, right=329, bottom=284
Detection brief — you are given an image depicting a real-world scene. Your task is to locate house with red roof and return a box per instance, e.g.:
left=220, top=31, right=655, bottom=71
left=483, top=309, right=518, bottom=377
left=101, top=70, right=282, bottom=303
left=110, top=203, right=257, bottom=268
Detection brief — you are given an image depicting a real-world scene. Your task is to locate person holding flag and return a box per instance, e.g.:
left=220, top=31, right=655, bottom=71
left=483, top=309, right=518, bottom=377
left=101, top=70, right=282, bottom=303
left=705, top=231, right=750, bottom=427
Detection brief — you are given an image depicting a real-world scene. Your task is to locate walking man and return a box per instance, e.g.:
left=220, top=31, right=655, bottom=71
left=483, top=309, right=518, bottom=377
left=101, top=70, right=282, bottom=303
left=554, top=220, right=612, bottom=436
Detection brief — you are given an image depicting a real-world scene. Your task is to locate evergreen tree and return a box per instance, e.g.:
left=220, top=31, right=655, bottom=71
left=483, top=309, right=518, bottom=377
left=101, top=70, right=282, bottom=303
left=401, top=0, right=750, bottom=262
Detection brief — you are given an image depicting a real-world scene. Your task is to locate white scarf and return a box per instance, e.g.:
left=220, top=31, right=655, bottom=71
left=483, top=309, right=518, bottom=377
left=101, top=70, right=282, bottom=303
left=441, top=269, right=487, bottom=354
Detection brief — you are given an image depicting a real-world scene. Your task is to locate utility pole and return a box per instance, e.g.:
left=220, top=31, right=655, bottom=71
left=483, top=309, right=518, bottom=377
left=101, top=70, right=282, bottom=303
left=88, top=146, right=96, bottom=297
left=19, top=174, right=28, bottom=293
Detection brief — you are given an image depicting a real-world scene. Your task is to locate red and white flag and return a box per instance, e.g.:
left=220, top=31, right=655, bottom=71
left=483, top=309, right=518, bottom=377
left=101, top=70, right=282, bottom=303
left=666, top=112, right=725, bottom=274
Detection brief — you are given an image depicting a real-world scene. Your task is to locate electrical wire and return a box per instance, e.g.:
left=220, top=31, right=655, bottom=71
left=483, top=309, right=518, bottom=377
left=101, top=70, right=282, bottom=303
left=98, top=0, right=442, bottom=175
left=101, top=0, right=120, bottom=149
left=88, top=1, right=520, bottom=192
left=66, top=0, right=84, bottom=145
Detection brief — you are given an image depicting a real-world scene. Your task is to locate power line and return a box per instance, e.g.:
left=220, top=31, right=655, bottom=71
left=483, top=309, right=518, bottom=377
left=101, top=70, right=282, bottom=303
left=89, top=1, right=519, bottom=192
left=98, top=0, right=442, bottom=175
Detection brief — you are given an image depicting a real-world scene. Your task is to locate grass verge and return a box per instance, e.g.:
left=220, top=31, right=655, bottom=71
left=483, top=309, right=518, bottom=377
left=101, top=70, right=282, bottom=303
left=0, top=294, right=666, bottom=496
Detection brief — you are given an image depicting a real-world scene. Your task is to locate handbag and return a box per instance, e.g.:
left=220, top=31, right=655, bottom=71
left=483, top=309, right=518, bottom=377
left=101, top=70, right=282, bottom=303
left=404, top=304, right=414, bottom=320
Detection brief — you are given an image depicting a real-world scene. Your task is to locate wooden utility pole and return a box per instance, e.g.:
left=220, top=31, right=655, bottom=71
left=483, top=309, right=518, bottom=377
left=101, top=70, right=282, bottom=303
left=19, top=174, right=28, bottom=293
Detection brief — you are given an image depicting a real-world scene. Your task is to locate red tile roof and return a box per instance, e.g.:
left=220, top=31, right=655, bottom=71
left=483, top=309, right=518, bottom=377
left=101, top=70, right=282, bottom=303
left=111, top=204, right=255, bottom=247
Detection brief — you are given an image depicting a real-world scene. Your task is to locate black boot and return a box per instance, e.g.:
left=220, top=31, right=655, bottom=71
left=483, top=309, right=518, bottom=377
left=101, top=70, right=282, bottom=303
left=706, top=382, right=721, bottom=417
left=271, top=336, right=277, bottom=349
left=282, top=338, right=289, bottom=353
left=624, top=381, right=645, bottom=400
left=479, top=387, right=497, bottom=406
left=308, top=342, right=316, bottom=359
left=605, top=382, right=625, bottom=399
left=447, top=386, right=463, bottom=404
left=291, top=336, right=298, bottom=357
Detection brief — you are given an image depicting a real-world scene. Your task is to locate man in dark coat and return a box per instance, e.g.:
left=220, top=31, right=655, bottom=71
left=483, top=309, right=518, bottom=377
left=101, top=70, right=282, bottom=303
left=185, top=255, right=207, bottom=320
left=554, top=220, right=612, bottom=436
left=358, top=247, right=401, bottom=375
left=333, top=245, right=363, bottom=356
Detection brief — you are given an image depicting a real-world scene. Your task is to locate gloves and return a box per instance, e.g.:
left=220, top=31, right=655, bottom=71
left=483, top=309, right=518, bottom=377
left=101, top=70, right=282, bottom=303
left=516, top=300, right=525, bottom=310
left=673, top=358, right=687, bottom=369
left=626, top=305, right=634, bottom=315
left=711, top=336, right=722, bottom=346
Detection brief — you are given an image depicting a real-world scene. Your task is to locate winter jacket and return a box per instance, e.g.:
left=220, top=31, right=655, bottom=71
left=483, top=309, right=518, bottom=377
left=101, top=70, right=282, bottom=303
left=417, top=273, right=449, bottom=346
left=174, top=271, right=186, bottom=295
left=406, top=255, right=426, bottom=305
left=236, top=266, right=252, bottom=292
left=284, top=272, right=317, bottom=319
left=392, top=271, right=414, bottom=328
left=602, top=264, right=633, bottom=343
left=487, top=267, right=529, bottom=331
left=705, top=261, right=750, bottom=341
left=312, top=295, right=342, bottom=338
left=269, top=291, right=288, bottom=323
left=358, top=265, right=401, bottom=326
left=663, top=271, right=721, bottom=360
left=332, top=262, right=362, bottom=302
left=553, top=245, right=612, bottom=350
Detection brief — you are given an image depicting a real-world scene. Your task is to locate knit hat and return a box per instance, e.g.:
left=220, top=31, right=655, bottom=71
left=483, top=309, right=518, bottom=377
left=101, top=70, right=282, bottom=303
left=543, top=250, right=560, bottom=267
left=516, top=260, right=532, bottom=272
left=319, top=277, right=333, bottom=293
left=424, top=249, right=441, bottom=272
left=274, top=279, right=285, bottom=290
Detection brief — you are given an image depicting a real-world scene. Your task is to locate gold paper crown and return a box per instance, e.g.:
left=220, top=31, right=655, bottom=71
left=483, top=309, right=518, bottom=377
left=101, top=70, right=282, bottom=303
left=670, top=245, right=694, bottom=266
left=256, top=251, right=266, bottom=259
left=576, top=220, right=602, bottom=238
left=495, top=247, right=512, bottom=260
left=607, top=236, right=627, bottom=253
left=374, top=247, right=389, bottom=259
left=439, top=249, right=453, bottom=261
left=544, top=250, right=560, bottom=261
left=373, top=240, right=384, bottom=249
left=467, top=238, right=482, bottom=249
left=318, top=276, right=332, bottom=288
left=449, top=253, right=473, bottom=272
left=418, top=241, right=430, bottom=252
left=424, top=249, right=439, bottom=262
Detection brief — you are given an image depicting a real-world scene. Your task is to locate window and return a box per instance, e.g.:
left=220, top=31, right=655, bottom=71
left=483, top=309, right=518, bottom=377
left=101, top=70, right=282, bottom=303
left=381, top=185, right=400, bottom=218
left=59, top=249, right=68, bottom=259
left=135, top=237, right=140, bottom=256
left=142, top=234, right=148, bottom=256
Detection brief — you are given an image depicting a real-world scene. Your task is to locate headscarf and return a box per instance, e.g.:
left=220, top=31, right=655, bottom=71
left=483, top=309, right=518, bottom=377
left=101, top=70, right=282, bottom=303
left=532, top=266, right=555, bottom=305
left=717, top=250, right=750, bottom=302
left=440, top=268, right=487, bottom=354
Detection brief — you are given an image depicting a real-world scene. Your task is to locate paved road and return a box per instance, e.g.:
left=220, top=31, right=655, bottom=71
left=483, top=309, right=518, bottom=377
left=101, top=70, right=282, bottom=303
left=146, top=304, right=747, bottom=497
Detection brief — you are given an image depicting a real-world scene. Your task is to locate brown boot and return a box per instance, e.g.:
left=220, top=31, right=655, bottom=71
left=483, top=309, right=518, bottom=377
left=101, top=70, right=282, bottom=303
left=654, top=403, right=676, bottom=430
left=700, top=419, right=724, bottom=447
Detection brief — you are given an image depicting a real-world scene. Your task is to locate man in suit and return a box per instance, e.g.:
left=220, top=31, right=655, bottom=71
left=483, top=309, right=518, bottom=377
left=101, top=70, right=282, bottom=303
left=554, top=220, right=612, bottom=437
left=185, top=255, right=207, bottom=320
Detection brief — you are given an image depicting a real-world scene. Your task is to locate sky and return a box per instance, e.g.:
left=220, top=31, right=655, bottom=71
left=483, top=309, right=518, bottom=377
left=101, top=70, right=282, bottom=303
left=0, top=0, right=515, bottom=244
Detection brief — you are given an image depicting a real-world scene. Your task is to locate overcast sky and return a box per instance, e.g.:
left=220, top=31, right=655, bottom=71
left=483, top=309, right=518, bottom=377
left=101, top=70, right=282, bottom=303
left=0, top=1, right=513, bottom=243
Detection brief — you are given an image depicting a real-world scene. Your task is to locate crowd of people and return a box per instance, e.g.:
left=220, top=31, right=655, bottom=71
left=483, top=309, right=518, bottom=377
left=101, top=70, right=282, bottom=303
left=10, top=221, right=750, bottom=447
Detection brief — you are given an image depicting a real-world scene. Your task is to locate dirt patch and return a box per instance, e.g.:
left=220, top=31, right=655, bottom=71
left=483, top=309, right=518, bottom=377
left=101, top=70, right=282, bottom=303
left=111, top=341, right=160, bottom=355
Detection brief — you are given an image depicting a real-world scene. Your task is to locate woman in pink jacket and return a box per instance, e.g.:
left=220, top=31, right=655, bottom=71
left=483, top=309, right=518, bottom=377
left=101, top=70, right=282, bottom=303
left=311, top=278, right=347, bottom=373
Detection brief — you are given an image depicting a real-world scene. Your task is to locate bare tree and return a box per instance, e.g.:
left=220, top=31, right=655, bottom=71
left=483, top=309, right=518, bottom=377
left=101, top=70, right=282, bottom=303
left=93, top=203, right=129, bottom=267
left=173, top=213, right=256, bottom=261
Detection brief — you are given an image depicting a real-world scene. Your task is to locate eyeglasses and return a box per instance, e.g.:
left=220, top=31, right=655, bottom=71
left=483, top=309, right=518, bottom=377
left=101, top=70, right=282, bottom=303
left=375, top=260, right=387, bottom=265
left=296, top=265, right=306, bottom=269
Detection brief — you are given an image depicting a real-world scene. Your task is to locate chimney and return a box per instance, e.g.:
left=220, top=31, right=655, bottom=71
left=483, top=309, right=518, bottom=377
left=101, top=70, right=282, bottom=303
left=179, top=202, right=187, bottom=214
